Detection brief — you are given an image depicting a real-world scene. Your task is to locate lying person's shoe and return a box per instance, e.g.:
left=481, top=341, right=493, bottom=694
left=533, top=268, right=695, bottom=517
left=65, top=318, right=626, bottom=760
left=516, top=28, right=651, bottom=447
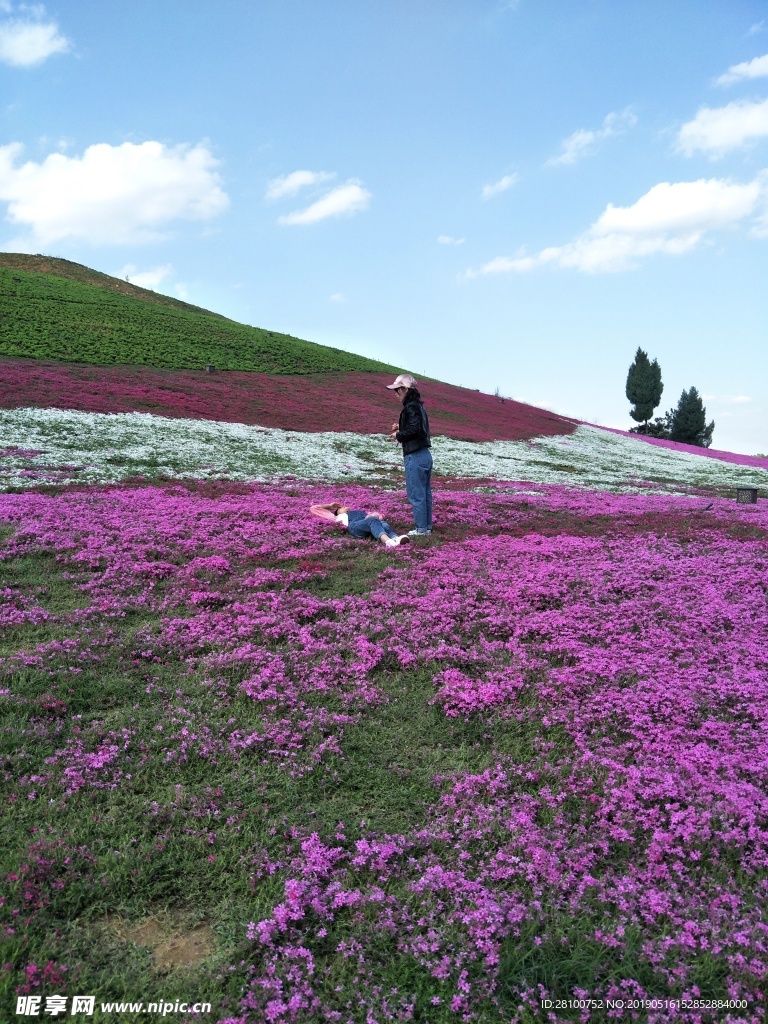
left=396, top=535, right=410, bottom=545
left=383, top=535, right=410, bottom=548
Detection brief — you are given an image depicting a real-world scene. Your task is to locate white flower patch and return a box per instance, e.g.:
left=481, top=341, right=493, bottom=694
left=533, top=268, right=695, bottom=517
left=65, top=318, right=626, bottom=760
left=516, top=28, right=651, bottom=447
left=0, top=408, right=402, bottom=489
left=434, top=426, right=768, bottom=492
left=1, top=408, right=767, bottom=494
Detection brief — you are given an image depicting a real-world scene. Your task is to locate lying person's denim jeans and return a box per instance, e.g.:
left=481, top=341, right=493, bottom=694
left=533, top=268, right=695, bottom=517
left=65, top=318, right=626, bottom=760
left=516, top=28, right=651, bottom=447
left=346, top=510, right=398, bottom=541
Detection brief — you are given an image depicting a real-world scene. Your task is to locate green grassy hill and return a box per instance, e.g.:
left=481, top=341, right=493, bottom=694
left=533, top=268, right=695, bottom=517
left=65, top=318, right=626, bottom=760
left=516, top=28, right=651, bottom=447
left=0, top=255, right=399, bottom=375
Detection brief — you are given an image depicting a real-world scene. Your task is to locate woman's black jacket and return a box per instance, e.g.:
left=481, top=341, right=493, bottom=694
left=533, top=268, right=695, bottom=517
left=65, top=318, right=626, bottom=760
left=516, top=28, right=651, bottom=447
left=396, top=388, right=431, bottom=456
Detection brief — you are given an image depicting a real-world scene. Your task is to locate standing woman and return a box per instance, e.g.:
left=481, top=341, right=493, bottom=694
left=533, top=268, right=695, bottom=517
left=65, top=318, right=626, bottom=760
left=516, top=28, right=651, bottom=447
left=387, top=373, right=433, bottom=536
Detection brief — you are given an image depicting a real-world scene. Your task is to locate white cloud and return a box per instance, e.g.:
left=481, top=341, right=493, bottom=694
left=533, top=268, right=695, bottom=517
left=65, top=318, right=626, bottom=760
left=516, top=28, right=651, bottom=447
left=118, top=263, right=174, bottom=291
left=676, top=98, right=768, bottom=156
left=277, top=180, right=370, bottom=225
left=265, top=169, right=335, bottom=200
left=0, top=140, right=229, bottom=247
left=748, top=21, right=765, bottom=37
left=546, top=108, right=637, bottom=167
left=712, top=394, right=752, bottom=404
left=329, top=292, right=346, bottom=303
left=594, top=178, right=762, bottom=233
left=716, top=52, right=768, bottom=85
left=464, top=174, right=768, bottom=276
left=0, top=6, right=70, bottom=67
left=437, top=234, right=465, bottom=245
left=481, top=174, right=518, bottom=200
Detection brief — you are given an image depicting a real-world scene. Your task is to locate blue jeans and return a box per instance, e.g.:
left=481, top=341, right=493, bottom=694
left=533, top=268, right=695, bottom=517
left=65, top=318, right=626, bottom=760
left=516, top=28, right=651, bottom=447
left=346, top=510, right=397, bottom=541
left=404, top=448, right=433, bottom=530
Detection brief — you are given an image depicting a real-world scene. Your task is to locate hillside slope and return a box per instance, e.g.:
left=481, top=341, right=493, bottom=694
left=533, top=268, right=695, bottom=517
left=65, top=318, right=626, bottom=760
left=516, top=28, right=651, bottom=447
left=0, top=357, right=575, bottom=442
left=0, top=255, right=399, bottom=374
left=0, top=252, right=230, bottom=317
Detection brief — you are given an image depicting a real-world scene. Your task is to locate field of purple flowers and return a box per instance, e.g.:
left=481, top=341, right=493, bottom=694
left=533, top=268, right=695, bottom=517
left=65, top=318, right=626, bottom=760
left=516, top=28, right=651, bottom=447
left=1, top=479, right=767, bottom=1023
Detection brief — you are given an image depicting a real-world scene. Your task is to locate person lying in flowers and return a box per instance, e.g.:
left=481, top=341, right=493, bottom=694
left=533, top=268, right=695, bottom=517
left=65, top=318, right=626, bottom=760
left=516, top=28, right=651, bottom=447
left=309, top=503, right=410, bottom=548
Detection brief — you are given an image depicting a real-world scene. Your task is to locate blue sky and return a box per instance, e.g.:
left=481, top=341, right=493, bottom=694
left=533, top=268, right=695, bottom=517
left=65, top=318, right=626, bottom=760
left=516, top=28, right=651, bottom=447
left=1, top=0, right=767, bottom=453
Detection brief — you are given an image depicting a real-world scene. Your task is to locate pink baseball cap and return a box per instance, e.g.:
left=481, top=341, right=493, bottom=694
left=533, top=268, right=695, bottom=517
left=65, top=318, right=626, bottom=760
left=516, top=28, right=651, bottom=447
left=385, top=373, right=417, bottom=390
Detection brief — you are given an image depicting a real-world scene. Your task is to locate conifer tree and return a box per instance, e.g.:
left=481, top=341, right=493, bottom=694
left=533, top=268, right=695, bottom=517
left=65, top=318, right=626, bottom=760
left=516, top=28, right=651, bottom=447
left=669, top=387, right=715, bottom=448
left=625, top=347, right=663, bottom=430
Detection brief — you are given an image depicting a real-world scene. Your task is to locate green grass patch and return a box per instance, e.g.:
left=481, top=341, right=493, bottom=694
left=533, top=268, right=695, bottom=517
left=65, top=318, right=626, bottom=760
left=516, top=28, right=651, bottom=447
left=288, top=543, right=406, bottom=599
left=0, top=549, right=86, bottom=611
left=0, top=549, right=91, bottom=656
left=285, top=666, right=547, bottom=839
left=0, top=263, right=399, bottom=374
left=498, top=918, right=731, bottom=1019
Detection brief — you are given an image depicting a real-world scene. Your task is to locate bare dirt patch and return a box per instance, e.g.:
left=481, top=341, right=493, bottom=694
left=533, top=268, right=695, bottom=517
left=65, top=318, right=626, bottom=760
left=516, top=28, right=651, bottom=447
left=102, top=913, right=215, bottom=969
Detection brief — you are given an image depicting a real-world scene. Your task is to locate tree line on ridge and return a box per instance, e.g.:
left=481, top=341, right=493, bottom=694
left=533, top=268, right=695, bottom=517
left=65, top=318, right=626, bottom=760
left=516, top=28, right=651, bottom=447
left=625, top=347, right=715, bottom=448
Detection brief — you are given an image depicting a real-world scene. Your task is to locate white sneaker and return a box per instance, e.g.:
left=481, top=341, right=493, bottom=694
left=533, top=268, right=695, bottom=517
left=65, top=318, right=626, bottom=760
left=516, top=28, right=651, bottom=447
left=407, top=529, right=431, bottom=537
left=384, top=535, right=409, bottom=548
